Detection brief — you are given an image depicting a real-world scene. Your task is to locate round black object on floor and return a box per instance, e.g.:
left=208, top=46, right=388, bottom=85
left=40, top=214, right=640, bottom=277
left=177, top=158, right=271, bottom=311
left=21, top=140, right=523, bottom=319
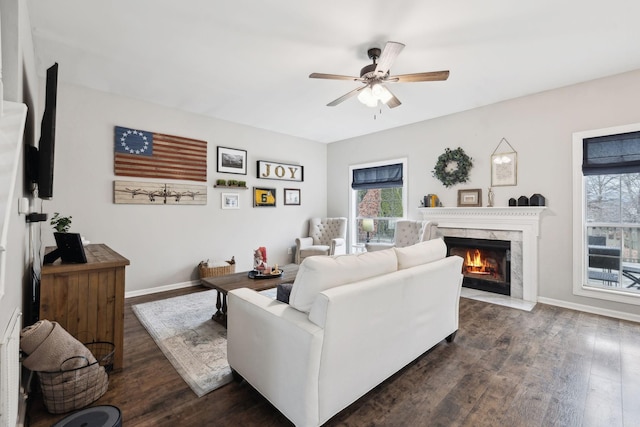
left=52, top=405, right=122, bottom=427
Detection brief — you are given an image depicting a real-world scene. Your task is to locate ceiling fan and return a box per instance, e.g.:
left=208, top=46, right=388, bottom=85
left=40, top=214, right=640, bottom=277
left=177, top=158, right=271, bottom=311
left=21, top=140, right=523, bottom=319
left=309, top=41, right=449, bottom=109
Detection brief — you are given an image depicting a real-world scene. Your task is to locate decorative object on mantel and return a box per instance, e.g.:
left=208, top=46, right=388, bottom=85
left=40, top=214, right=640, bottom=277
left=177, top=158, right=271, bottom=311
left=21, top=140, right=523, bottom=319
left=457, top=188, right=482, bottom=207
left=509, top=198, right=517, bottom=206
left=517, top=196, right=529, bottom=206
left=257, top=160, right=304, bottom=182
left=113, top=180, right=207, bottom=205
left=490, top=138, right=517, bottom=187
left=529, top=193, right=546, bottom=206
left=487, top=187, right=495, bottom=207
left=217, top=146, right=247, bottom=175
left=114, top=126, right=207, bottom=182
left=432, top=147, right=473, bottom=188
left=422, top=194, right=441, bottom=207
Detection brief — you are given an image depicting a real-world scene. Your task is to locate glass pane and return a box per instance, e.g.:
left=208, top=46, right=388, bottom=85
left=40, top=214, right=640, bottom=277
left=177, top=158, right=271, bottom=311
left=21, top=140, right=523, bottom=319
left=620, top=173, right=640, bottom=223
left=356, top=187, right=404, bottom=244
left=623, top=227, right=640, bottom=263
left=586, top=226, right=621, bottom=288
left=622, top=227, right=640, bottom=292
left=380, top=187, right=404, bottom=218
left=356, top=218, right=396, bottom=244
left=585, top=175, right=620, bottom=223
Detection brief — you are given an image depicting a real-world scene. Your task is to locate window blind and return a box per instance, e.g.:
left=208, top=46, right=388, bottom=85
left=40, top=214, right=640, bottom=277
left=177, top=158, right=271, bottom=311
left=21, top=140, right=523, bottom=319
left=352, top=163, right=403, bottom=189
left=583, top=131, right=640, bottom=176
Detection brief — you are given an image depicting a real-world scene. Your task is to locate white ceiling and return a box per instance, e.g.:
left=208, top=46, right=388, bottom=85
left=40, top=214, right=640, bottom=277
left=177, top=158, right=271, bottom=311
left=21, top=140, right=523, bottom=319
left=25, top=0, right=640, bottom=143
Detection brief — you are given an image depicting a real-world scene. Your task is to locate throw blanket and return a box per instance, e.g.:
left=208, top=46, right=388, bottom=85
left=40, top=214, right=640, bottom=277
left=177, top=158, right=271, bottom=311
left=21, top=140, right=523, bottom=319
left=20, top=320, right=96, bottom=372
left=20, top=320, right=108, bottom=414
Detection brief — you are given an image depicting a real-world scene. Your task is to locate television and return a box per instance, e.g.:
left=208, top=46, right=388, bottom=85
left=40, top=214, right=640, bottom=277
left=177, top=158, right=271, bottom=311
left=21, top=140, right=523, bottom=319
left=28, top=62, right=58, bottom=200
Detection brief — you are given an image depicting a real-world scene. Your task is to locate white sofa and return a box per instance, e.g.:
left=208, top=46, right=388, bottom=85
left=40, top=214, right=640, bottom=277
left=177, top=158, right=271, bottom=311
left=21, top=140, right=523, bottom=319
left=227, top=238, right=463, bottom=427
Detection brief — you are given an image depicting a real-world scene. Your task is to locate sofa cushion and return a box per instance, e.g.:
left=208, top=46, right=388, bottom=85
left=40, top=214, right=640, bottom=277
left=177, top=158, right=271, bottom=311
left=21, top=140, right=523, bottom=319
left=289, top=248, right=397, bottom=313
left=299, top=246, right=330, bottom=257
left=394, top=238, right=447, bottom=270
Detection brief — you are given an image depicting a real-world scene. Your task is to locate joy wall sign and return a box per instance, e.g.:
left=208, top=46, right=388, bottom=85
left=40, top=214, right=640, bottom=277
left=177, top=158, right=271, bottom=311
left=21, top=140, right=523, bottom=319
left=257, top=160, right=304, bottom=182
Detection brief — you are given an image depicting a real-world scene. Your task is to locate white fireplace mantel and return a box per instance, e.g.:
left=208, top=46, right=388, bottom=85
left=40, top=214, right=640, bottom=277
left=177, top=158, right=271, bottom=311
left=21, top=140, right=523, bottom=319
left=418, top=207, right=546, bottom=302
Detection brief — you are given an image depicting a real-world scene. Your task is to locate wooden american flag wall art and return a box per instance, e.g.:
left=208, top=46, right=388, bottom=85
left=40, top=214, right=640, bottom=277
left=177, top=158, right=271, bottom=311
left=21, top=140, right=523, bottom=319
left=114, top=126, right=207, bottom=182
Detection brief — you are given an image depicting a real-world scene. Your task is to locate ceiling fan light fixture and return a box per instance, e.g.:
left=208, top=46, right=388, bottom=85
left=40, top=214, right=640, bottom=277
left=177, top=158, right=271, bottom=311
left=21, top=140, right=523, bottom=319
left=372, top=84, right=393, bottom=104
left=310, top=41, right=449, bottom=108
left=357, top=86, right=378, bottom=107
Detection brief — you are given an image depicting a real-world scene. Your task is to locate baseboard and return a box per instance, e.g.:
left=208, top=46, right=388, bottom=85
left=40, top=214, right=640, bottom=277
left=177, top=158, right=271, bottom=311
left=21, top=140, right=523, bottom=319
left=125, top=280, right=200, bottom=299
left=537, top=297, right=640, bottom=323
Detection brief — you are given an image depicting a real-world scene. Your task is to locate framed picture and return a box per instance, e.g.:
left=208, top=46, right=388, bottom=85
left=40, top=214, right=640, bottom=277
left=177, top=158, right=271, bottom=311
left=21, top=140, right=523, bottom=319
left=217, top=146, right=247, bottom=175
left=253, top=187, right=276, bottom=207
left=491, top=151, right=517, bottom=186
left=257, top=160, right=304, bottom=182
left=457, top=188, right=482, bottom=207
left=284, top=188, right=301, bottom=205
left=221, top=193, right=239, bottom=209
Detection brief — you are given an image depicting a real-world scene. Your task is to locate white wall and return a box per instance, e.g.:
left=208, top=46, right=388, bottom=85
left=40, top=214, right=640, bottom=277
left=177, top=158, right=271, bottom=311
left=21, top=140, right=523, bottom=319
left=42, top=82, right=326, bottom=293
left=327, top=69, right=640, bottom=318
left=0, top=0, right=39, bottom=334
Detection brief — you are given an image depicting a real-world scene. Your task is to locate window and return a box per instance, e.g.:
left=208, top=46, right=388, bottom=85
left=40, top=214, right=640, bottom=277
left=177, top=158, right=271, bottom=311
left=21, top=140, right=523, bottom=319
left=349, top=159, right=407, bottom=248
left=573, top=124, right=640, bottom=305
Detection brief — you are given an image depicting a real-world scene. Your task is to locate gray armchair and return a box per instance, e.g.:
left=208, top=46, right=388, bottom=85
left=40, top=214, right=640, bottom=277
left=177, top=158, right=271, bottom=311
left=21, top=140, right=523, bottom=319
left=366, top=220, right=438, bottom=252
left=295, top=217, right=347, bottom=264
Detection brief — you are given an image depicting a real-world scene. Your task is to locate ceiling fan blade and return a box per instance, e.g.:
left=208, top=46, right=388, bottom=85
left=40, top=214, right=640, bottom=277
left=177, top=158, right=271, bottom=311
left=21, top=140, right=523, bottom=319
left=387, top=70, right=450, bottom=83
left=327, top=86, right=365, bottom=107
left=383, top=86, right=402, bottom=109
left=309, top=72, right=361, bottom=81
left=375, top=41, right=405, bottom=77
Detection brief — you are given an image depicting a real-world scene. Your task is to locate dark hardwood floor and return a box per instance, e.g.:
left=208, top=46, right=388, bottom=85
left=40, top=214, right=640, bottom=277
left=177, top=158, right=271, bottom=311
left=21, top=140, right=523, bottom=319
left=26, top=286, right=640, bottom=427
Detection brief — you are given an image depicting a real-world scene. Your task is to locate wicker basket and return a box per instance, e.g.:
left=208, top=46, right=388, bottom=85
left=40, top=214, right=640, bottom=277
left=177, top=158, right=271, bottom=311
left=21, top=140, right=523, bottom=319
left=199, top=258, right=235, bottom=279
left=37, top=342, right=114, bottom=414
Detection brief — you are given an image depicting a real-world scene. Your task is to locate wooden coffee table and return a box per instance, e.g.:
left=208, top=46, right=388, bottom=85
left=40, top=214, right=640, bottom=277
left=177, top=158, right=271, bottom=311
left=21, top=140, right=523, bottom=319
left=201, top=264, right=299, bottom=327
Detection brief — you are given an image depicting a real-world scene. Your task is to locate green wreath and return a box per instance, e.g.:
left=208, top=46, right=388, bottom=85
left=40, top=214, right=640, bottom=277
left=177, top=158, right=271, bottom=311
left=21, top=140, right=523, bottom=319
left=432, top=147, right=473, bottom=188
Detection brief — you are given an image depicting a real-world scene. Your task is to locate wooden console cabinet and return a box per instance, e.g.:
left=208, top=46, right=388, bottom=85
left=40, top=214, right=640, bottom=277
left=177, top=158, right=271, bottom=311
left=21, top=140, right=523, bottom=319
left=40, top=244, right=129, bottom=370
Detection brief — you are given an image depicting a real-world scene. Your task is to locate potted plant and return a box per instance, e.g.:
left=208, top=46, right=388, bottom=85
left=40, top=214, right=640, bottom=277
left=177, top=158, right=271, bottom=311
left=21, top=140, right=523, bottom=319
left=50, top=212, right=72, bottom=233
left=238, top=180, right=247, bottom=188
left=216, top=179, right=226, bottom=186
left=228, top=179, right=238, bottom=186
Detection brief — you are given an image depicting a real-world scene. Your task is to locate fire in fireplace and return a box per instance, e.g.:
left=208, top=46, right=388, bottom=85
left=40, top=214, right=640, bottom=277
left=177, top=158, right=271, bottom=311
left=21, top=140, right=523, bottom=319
left=444, top=236, right=511, bottom=296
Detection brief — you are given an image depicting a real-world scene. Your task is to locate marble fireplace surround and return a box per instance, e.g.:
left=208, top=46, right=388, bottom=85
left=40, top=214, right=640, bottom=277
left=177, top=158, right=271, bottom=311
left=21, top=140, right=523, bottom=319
left=419, top=207, right=545, bottom=303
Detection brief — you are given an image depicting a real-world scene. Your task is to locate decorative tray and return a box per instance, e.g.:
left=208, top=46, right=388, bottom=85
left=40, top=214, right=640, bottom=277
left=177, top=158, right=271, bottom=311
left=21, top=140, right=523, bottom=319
left=248, top=269, right=283, bottom=280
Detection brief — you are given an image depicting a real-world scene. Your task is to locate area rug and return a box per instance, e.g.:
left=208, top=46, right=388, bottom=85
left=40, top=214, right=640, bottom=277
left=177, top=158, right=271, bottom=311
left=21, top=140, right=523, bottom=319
left=132, top=290, right=232, bottom=397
